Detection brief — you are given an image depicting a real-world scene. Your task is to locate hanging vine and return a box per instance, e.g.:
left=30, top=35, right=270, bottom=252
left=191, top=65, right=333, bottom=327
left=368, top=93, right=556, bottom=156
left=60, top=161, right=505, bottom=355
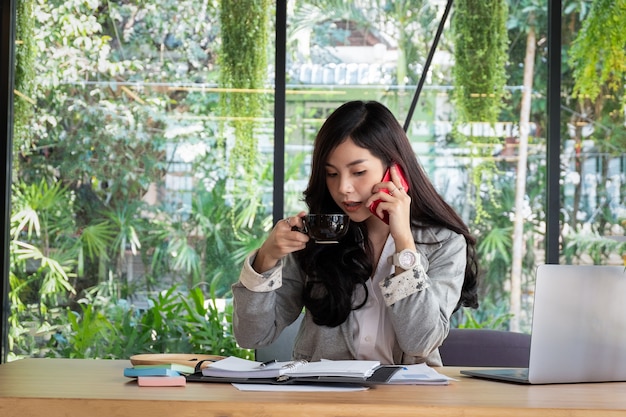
left=218, top=0, right=270, bottom=239
left=452, top=0, right=508, bottom=124
left=14, top=0, right=37, bottom=170
left=451, top=0, right=509, bottom=223
left=218, top=0, right=270, bottom=180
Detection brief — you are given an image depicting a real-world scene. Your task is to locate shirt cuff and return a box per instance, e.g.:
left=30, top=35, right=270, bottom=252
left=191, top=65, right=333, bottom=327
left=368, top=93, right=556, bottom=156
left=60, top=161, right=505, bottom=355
left=378, top=262, right=430, bottom=306
left=239, top=250, right=283, bottom=292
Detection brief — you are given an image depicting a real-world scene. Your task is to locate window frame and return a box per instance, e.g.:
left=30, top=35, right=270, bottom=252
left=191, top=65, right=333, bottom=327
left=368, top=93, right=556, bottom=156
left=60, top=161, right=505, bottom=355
left=0, top=0, right=564, bottom=363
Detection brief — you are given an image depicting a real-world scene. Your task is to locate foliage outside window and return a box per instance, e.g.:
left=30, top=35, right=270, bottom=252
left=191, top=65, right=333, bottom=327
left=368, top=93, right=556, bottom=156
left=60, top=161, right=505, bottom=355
left=569, top=0, right=626, bottom=106
left=563, top=0, right=626, bottom=265
left=5, top=0, right=626, bottom=362
left=8, top=0, right=264, bottom=361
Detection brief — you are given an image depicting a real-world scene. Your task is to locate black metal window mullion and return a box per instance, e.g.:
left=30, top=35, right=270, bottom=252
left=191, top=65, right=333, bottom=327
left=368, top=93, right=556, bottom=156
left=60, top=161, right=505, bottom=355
left=272, top=0, right=287, bottom=225
left=0, top=0, right=17, bottom=364
left=546, top=0, right=561, bottom=264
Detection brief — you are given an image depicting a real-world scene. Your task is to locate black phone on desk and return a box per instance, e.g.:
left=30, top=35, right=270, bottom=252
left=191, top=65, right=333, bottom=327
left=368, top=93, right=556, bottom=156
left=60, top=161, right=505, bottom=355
left=369, top=163, right=409, bottom=224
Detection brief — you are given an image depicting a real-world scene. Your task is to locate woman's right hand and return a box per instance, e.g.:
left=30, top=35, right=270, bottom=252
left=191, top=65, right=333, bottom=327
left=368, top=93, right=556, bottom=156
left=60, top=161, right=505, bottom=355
left=252, top=211, right=309, bottom=273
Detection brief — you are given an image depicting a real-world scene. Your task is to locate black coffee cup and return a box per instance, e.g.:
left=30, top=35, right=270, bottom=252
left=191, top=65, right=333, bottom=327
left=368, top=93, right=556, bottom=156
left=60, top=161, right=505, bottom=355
left=298, top=214, right=350, bottom=244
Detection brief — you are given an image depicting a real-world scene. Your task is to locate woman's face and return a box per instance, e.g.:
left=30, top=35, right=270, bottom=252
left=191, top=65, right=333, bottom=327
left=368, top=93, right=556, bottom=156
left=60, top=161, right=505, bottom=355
left=324, top=137, right=386, bottom=223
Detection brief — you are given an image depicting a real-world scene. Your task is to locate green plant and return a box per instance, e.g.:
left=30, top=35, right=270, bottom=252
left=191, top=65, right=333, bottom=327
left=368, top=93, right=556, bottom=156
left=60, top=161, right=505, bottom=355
left=569, top=0, right=626, bottom=104
left=13, top=0, right=36, bottom=159
left=452, top=0, right=508, bottom=123
left=10, top=179, right=78, bottom=308
left=46, top=283, right=252, bottom=360
left=450, top=0, right=509, bottom=226
left=456, top=158, right=544, bottom=331
left=218, top=0, right=270, bottom=179
left=562, top=229, right=626, bottom=265
left=452, top=303, right=514, bottom=330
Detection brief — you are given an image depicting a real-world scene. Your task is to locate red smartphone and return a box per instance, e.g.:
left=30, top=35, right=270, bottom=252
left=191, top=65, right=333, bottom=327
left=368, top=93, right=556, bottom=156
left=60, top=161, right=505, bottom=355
left=369, top=163, right=410, bottom=224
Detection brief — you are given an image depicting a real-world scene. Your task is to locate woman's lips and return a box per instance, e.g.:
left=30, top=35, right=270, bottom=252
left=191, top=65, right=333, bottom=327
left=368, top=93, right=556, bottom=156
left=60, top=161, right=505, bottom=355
left=342, top=201, right=362, bottom=213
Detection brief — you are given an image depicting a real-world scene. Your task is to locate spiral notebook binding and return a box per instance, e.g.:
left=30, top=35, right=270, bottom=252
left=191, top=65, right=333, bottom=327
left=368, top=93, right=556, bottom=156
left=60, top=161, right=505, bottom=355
left=280, top=359, right=308, bottom=370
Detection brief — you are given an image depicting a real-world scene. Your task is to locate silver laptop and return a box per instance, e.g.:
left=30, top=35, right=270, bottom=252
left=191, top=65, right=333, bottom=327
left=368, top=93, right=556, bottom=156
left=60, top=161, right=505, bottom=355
left=461, top=264, right=626, bottom=384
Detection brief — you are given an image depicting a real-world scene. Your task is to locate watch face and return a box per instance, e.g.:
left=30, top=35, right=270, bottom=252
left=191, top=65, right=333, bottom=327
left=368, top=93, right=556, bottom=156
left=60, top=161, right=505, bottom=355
left=399, top=251, right=417, bottom=268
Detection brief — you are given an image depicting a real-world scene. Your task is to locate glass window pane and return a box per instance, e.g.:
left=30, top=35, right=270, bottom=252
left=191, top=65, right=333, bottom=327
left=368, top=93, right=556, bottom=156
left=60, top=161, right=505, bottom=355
left=8, top=0, right=625, bottom=361
left=9, top=0, right=273, bottom=360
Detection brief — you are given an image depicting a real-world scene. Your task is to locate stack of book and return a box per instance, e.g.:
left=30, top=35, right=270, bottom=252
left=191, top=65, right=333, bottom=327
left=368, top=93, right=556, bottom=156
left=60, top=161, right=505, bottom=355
left=124, top=363, right=192, bottom=387
left=124, top=353, right=224, bottom=387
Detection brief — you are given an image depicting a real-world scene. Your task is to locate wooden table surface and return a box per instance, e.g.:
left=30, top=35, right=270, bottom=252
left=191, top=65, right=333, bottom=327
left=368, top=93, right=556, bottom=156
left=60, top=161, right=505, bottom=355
left=1, top=358, right=626, bottom=417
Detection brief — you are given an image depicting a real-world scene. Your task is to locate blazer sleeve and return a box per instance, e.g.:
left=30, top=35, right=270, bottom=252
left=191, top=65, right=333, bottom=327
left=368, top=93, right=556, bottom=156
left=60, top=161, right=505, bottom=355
left=381, top=228, right=467, bottom=360
left=231, top=251, right=305, bottom=349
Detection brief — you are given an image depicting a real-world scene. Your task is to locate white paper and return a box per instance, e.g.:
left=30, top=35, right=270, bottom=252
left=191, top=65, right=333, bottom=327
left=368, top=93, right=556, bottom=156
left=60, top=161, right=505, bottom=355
left=386, top=363, right=455, bottom=385
left=232, top=383, right=369, bottom=392
left=285, top=359, right=380, bottom=377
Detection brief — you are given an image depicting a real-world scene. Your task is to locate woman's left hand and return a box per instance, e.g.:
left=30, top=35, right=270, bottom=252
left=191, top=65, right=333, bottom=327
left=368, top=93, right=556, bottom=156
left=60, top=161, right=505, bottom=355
left=368, top=165, right=415, bottom=249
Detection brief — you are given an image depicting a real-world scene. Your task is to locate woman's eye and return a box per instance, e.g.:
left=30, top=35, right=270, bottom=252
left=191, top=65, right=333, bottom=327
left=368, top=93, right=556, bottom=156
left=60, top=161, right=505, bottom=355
left=354, top=170, right=366, bottom=176
left=326, top=172, right=338, bottom=178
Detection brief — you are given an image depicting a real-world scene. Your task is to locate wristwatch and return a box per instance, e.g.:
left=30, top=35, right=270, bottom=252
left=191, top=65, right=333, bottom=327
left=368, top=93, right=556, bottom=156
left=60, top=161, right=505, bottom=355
left=392, top=249, right=420, bottom=270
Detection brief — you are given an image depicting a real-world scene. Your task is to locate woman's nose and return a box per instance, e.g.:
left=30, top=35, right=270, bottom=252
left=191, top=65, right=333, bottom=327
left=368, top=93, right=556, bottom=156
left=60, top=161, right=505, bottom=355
left=337, top=177, right=353, bottom=194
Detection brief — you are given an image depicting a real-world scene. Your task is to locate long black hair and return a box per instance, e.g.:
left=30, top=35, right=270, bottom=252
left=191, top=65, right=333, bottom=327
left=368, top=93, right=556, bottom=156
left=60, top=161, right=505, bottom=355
left=296, top=101, right=479, bottom=327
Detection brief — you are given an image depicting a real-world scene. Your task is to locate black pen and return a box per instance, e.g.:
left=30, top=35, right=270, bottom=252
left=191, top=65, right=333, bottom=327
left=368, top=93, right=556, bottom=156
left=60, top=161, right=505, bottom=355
left=257, top=359, right=277, bottom=368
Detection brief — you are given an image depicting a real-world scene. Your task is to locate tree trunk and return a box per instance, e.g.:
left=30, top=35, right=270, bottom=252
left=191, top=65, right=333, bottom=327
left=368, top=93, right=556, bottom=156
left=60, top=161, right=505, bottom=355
left=510, top=22, right=536, bottom=332
left=571, top=123, right=583, bottom=229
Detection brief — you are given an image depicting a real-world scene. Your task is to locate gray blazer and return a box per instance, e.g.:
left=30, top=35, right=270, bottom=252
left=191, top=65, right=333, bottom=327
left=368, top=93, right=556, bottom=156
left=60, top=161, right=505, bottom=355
left=232, top=224, right=467, bottom=366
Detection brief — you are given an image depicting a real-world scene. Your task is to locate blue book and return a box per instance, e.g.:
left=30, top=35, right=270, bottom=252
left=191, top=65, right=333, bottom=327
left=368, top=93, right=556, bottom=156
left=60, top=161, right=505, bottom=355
left=124, top=367, right=181, bottom=378
left=132, top=363, right=196, bottom=374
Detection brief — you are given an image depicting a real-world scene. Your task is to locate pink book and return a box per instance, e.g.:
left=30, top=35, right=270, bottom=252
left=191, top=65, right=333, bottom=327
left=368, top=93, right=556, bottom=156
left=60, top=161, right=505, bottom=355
left=137, top=376, right=186, bottom=387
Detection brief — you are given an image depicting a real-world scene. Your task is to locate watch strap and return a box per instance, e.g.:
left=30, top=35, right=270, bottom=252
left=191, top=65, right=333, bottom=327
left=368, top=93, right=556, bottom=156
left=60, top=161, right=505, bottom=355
left=391, top=249, right=420, bottom=270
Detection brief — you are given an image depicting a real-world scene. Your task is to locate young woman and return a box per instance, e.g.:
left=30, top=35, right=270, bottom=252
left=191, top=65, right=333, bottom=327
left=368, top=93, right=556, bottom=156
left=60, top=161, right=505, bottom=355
left=232, top=100, right=478, bottom=366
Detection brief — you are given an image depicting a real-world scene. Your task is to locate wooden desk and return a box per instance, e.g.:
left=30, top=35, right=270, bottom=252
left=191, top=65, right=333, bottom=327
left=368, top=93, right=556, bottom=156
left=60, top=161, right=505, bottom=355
left=1, top=358, right=626, bottom=417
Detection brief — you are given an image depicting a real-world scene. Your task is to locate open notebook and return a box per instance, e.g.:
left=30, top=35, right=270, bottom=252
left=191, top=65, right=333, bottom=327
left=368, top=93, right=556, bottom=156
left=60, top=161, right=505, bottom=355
left=186, top=356, right=452, bottom=385
left=202, top=356, right=381, bottom=379
left=461, top=264, right=626, bottom=384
